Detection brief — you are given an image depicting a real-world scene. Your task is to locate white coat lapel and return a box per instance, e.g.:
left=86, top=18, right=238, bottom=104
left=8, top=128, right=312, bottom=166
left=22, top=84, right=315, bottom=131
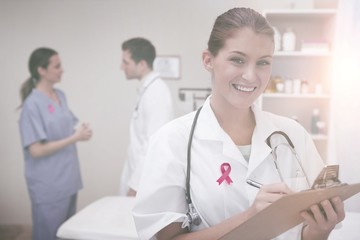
left=247, top=105, right=279, bottom=176
left=222, top=133, right=247, bottom=165
left=196, top=98, right=249, bottom=166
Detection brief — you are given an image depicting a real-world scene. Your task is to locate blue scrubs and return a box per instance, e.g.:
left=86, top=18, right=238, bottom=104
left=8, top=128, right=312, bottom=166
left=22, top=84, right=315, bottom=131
left=19, top=88, right=82, bottom=240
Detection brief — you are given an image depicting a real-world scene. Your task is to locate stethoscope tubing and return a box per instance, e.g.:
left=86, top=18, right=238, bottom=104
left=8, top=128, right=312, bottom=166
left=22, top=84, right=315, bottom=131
left=134, top=76, right=159, bottom=112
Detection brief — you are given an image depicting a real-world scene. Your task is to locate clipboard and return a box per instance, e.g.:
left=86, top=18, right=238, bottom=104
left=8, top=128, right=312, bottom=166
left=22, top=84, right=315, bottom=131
left=220, top=165, right=360, bottom=240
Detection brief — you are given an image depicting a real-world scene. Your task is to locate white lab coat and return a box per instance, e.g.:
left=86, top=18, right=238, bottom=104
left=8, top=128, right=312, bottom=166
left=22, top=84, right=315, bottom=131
left=120, top=72, right=174, bottom=195
left=133, top=96, right=324, bottom=240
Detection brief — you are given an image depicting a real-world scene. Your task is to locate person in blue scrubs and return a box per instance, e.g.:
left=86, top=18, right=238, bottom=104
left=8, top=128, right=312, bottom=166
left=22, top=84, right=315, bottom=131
left=18, top=47, right=93, bottom=240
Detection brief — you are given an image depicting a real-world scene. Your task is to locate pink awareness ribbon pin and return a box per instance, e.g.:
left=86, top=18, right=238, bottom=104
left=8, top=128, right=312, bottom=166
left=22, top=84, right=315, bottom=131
left=48, top=104, right=55, bottom=113
left=216, top=163, right=233, bottom=185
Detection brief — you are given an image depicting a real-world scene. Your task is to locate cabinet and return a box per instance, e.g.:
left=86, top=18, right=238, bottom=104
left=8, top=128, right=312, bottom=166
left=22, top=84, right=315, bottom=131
left=260, top=9, right=337, bottom=161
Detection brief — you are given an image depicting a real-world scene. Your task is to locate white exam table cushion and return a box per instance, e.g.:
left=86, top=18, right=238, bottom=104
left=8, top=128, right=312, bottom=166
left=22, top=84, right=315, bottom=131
left=57, top=196, right=138, bottom=240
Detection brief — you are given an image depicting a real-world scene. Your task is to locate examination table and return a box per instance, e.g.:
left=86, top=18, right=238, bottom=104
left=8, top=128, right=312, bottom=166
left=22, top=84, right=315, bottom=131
left=57, top=196, right=138, bottom=240
left=57, top=196, right=359, bottom=240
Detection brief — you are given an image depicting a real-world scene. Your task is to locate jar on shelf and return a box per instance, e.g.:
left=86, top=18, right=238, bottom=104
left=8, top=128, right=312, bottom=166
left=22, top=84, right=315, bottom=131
left=265, top=76, right=276, bottom=93
left=301, top=80, right=309, bottom=94
left=282, top=27, right=296, bottom=51
left=273, top=76, right=284, bottom=93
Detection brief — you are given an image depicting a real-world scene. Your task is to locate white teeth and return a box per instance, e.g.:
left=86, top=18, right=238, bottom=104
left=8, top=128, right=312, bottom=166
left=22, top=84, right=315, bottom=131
left=233, top=84, right=255, bottom=92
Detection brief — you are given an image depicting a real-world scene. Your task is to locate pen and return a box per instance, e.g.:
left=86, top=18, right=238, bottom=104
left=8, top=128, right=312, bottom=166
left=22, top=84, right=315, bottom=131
left=246, top=179, right=263, bottom=189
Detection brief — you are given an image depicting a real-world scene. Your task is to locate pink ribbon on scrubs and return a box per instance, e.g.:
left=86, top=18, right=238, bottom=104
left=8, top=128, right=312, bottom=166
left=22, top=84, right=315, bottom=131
left=48, top=104, right=55, bottom=113
left=216, top=163, right=233, bottom=185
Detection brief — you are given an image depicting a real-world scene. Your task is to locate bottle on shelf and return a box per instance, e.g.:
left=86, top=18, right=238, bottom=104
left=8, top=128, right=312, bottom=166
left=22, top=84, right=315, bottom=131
left=282, top=27, right=296, bottom=51
left=293, top=79, right=301, bottom=94
left=311, top=108, right=320, bottom=134
left=284, top=78, right=293, bottom=94
left=273, top=27, right=281, bottom=51
left=316, top=121, right=326, bottom=135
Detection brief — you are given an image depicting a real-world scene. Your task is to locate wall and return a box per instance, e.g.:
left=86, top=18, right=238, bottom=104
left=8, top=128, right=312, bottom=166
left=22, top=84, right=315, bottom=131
left=0, top=0, right=315, bottom=225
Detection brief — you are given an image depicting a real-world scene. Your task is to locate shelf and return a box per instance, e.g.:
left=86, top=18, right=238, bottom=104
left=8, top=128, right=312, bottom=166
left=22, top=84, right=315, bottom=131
left=262, top=93, right=330, bottom=99
left=263, top=9, right=337, bottom=18
left=262, top=8, right=337, bottom=162
left=311, top=134, right=328, bottom=141
left=274, top=51, right=332, bottom=57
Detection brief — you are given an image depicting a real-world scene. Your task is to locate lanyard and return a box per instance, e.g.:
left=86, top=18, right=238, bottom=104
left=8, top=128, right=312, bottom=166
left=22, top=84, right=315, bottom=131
left=135, top=76, right=159, bottom=111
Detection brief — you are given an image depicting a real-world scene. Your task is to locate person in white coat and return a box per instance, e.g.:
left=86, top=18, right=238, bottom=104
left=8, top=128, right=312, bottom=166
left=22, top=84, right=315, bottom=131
left=133, top=8, right=345, bottom=240
left=119, top=37, right=174, bottom=196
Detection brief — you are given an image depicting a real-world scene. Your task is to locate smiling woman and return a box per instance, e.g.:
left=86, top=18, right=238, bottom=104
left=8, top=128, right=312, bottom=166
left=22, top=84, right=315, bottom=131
left=132, top=7, right=345, bottom=240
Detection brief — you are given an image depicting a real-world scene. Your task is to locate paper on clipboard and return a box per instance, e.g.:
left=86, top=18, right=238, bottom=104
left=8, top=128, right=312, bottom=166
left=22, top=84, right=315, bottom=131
left=220, top=165, right=360, bottom=240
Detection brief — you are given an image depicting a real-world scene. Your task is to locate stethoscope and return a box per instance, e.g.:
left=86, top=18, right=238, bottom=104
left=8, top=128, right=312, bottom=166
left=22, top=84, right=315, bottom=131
left=265, top=131, right=311, bottom=188
left=184, top=106, right=203, bottom=230
left=134, top=76, right=159, bottom=112
left=185, top=107, right=310, bottom=230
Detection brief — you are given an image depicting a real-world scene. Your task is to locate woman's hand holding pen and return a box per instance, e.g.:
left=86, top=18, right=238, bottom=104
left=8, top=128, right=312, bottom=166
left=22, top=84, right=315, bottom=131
left=73, top=122, right=93, bottom=142
left=249, top=182, right=293, bottom=214
left=300, top=197, right=345, bottom=240
left=247, top=180, right=346, bottom=239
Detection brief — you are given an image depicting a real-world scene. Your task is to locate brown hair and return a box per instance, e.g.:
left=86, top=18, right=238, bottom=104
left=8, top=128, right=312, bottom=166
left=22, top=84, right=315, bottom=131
left=19, top=47, right=58, bottom=105
left=122, top=37, right=156, bottom=69
left=207, top=7, right=274, bottom=56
